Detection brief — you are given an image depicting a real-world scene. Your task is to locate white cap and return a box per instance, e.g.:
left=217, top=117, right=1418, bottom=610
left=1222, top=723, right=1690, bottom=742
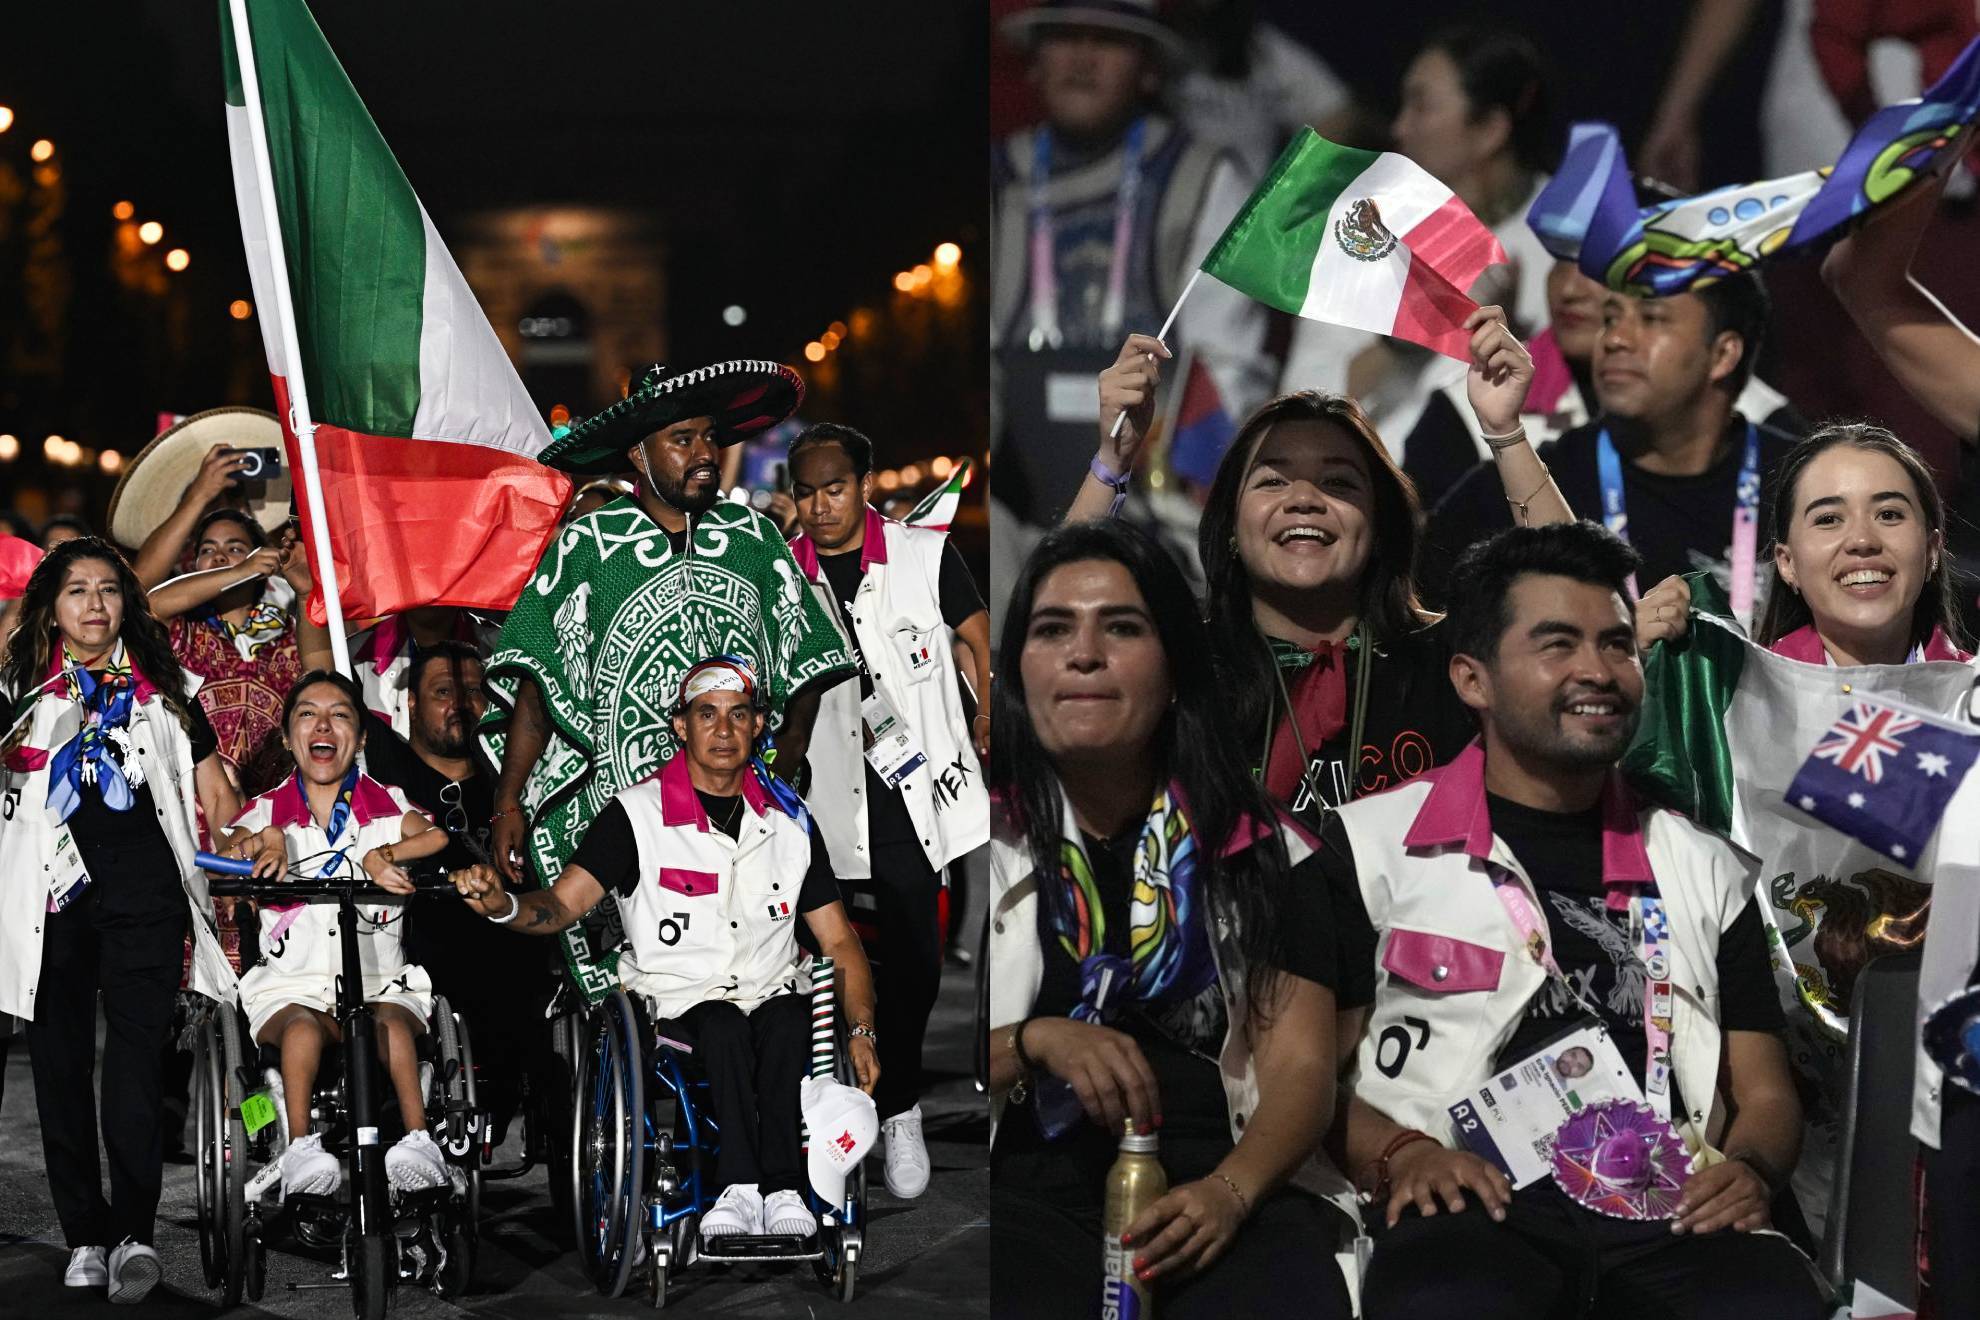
left=801, top=1074, right=879, bottom=1207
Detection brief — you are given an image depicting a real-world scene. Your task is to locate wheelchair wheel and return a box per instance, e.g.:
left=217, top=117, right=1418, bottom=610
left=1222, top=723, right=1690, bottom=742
left=576, top=989, right=646, bottom=1298
left=546, top=1007, right=581, bottom=1242
left=433, top=998, right=484, bottom=1228
left=244, top=1229, right=266, bottom=1303
left=350, top=1231, right=393, bottom=1320
left=646, top=1233, right=672, bottom=1310
left=193, top=1007, right=250, bottom=1305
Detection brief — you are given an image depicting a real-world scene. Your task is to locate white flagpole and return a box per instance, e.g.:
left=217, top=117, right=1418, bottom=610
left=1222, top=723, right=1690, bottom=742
left=1106, top=267, right=1202, bottom=441
left=227, top=0, right=353, bottom=677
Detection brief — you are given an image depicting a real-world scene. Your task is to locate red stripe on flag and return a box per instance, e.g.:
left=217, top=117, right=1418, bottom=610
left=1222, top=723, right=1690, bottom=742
left=272, top=376, right=571, bottom=625
left=1399, top=192, right=1507, bottom=293
left=1392, top=258, right=1480, bottom=362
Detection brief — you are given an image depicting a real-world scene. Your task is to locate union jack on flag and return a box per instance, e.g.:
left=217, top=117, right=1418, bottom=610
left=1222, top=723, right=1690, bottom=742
left=1808, top=701, right=1922, bottom=784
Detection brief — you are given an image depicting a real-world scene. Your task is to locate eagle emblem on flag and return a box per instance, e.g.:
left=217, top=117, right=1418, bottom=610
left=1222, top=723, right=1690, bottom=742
left=1809, top=701, right=1923, bottom=784
left=1334, top=198, right=1398, bottom=263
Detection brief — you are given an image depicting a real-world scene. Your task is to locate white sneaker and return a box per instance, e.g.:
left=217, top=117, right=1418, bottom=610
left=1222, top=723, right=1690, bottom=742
left=279, top=1131, right=341, bottom=1197
left=385, top=1128, right=450, bottom=1192
left=106, top=1240, right=161, bottom=1304
left=63, top=1245, right=107, bottom=1287
left=762, top=1188, right=817, bottom=1238
left=699, top=1183, right=762, bottom=1241
left=881, top=1104, right=931, bottom=1198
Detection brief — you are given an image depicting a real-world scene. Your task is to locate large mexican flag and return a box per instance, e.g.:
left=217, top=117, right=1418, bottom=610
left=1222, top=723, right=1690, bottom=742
left=1624, top=574, right=1980, bottom=1232
left=220, top=0, right=570, bottom=625
left=1201, top=129, right=1505, bottom=360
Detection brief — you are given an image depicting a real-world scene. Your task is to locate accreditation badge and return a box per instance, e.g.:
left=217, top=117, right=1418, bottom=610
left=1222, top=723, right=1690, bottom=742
left=860, top=690, right=927, bottom=789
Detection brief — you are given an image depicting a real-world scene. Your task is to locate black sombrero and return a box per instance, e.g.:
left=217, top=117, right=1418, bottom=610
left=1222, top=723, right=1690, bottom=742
left=538, top=360, right=806, bottom=475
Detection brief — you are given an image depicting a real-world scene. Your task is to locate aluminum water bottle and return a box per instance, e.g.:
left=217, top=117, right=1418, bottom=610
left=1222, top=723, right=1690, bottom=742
left=1100, top=1120, right=1164, bottom=1319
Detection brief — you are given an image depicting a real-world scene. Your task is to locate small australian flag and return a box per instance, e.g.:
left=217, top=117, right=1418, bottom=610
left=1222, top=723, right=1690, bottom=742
left=1785, top=698, right=1980, bottom=864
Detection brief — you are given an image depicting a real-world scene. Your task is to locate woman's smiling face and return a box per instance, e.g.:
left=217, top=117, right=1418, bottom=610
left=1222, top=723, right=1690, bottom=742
left=286, top=680, right=364, bottom=786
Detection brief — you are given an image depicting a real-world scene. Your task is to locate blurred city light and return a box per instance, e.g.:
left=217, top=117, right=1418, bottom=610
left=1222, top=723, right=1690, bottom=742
left=893, top=272, right=913, bottom=293
left=820, top=329, right=841, bottom=351
left=29, top=138, right=53, bottom=162
left=804, top=340, right=826, bottom=363
left=165, top=248, right=190, bottom=272
left=930, top=455, right=954, bottom=478
left=722, top=304, right=747, bottom=327
left=229, top=299, right=253, bottom=320
left=934, top=242, right=961, bottom=269
left=548, top=403, right=571, bottom=426
left=113, top=200, right=134, bottom=220
left=0, top=435, right=17, bottom=462
left=98, top=450, right=124, bottom=474
left=828, top=320, right=848, bottom=340
left=138, top=221, right=163, bottom=245
left=0, top=107, right=13, bottom=134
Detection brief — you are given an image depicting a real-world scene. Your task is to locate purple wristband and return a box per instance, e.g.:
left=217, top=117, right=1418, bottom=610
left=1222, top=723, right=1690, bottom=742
left=1089, top=456, right=1131, bottom=518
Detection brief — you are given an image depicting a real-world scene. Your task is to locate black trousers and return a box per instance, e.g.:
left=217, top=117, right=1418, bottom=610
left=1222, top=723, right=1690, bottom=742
left=1363, top=1180, right=1826, bottom=1320
left=28, top=841, right=189, bottom=1248
left=866, top=835, right=944, bottom=1121
left=663, top=994, right=810, bottom=1195
left=1929, top=1080, right=1980, bottom=1312
left=990, top=1182, right=1354, bottom=1320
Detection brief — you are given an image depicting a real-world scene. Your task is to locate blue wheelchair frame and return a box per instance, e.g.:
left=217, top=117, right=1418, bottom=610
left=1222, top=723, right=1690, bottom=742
left=574, top=958, right=865, bottom=1307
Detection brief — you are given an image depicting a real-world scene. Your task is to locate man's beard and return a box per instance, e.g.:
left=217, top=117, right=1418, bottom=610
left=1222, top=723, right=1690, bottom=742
left=418, top=719, right=471, bottom=759
left=654, top=469, right=721, bottom=515
left=1494, top=691, right=1640, bottom=773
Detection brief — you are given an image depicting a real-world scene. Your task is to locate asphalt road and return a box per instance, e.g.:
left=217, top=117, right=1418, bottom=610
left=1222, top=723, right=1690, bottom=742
left=0, top=966, right=988, bottom=1319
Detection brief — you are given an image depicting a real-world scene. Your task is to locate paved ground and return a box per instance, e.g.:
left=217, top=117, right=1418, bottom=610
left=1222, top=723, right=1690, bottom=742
left=0, top=966, right=987, bottom=1318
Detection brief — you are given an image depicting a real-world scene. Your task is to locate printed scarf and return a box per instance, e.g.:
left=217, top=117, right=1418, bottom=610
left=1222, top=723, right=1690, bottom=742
left=204, top=599, right=289, bottom=663
left=46, top=640, right=138, bottom=823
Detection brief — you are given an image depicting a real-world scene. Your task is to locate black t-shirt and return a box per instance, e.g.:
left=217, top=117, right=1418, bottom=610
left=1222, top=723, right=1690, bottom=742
left=569, top=794, right=841, bottom=912
left=993, top=826, right=1373, bottom=1205
left=64, top=679, right=219, bottom=855
left=1267, top=620, right=1477, bottom=831
left=358, top=712, right=493, bottom=872
left=814, top=537, right=985, bottom=845
left=1484, top=793, right=1785, bottom=1100
left=1419, top=412, right=1803, bottom=608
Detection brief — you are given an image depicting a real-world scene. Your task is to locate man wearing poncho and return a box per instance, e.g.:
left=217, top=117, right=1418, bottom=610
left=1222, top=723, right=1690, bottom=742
left=480, top=361, right=854, bottom=1001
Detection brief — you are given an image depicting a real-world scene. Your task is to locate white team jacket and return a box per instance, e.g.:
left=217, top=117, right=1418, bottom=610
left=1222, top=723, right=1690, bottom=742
left=791, top=509, right=987, bottom=877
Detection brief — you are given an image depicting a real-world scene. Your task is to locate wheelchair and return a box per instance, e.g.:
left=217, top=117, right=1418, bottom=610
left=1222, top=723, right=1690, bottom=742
left=572, top=957, right=867, bottom=1307
left=190, top=853, right=490, bottom=1319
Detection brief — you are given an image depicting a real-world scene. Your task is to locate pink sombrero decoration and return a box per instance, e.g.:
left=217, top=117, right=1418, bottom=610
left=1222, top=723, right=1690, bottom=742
left=1549, top=1099, right=1692, bottom=1220
left=538, top=360, right=805, bottom=474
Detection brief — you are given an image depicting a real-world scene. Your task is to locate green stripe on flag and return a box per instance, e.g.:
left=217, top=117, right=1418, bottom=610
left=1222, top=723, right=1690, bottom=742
left=1621, top=572, right=1746, bottom=832
left=219, top=1, right=244, bottom=108
left=1201, top=128, right=1382, bottom=316
left=231, top=0, right=425, bottom=438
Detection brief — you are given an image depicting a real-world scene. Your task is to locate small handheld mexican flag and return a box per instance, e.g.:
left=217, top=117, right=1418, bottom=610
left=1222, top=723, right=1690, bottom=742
left=903, top=458, right=973, bottom=533
left=1200, top=128, right=1507, bottom=360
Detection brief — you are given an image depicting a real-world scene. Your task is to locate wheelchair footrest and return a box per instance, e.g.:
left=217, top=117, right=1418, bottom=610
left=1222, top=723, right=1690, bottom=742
left=697, top=1231, right=820, bottom=1260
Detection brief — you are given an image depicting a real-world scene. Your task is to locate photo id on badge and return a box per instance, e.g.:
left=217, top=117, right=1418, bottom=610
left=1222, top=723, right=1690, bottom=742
left=1448, top=1018, right=1643, bottom=1189
left=861, top=690, right=927, bottom=788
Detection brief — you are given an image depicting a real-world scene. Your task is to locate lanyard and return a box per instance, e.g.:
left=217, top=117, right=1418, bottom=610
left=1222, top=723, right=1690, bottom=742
left=1489, top=869, right=1677, bottom=1121
left=1596, top=422, right=1761, bottom=634
left=1026, top=118, right=1147, bottom=351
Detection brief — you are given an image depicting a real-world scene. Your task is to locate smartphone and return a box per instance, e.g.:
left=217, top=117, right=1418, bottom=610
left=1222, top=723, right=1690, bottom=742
left=227, top=447, right=285, bottom=483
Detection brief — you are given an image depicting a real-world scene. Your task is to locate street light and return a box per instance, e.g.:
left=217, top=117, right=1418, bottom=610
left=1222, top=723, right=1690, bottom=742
left=0, top=435, right=17, bottom=462
left=99, top=450, right=124, bottom=474
left=165, top=248, right=190, bottom=272
left=113, top=200, right=135, bottom=220
left=804, top=341, right=826, bottom=363
left=229, top=299, right=253, bottom=320
left=29, top=138, right=53, bottom=162
left=722, top=304, right=747, bottom=327
left=138, top=221, right=163, bottom=245
left=934, top=242, right=961, bottom=269
left=0, top=107, right=14, bottom=134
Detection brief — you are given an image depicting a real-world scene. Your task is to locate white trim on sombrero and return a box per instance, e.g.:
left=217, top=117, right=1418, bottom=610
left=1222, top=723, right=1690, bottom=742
left=999, top=1, right=1188, bottom=62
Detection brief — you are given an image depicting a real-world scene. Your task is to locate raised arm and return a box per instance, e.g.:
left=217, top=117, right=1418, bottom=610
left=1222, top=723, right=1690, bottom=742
left=489, top=673, right=550, bottom=882
left=1069, top=334, right=1172, bottom=524
left=277, top=529, right=335, bottom=673
left=1823, top=167, right=1980, bottom=445
left=148, top=553, right=280, bottom=622
left=132, top=446, right=254, bottom=589
left=1464, top=305, right=1572, bottom=527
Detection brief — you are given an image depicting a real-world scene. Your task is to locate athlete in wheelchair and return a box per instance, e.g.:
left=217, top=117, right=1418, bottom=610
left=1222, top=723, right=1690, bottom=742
left=192, top=670, right=487, bottom=1316
left=455, top=655, right=882, bottom=1303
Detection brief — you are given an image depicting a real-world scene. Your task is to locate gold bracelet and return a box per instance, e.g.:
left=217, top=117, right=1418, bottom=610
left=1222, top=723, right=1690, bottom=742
left=1505, top=466, right=1553, bottom=525
left=1211, top=1172, right=1250, bottom=1218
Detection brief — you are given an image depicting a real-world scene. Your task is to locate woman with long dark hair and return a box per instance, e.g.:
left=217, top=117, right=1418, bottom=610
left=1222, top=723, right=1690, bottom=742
left=0, top=537, right=241, bottom=1301
left=989, top=520, right=1367, bottom=1319
left=1071, top=308, right=1567, bottom=827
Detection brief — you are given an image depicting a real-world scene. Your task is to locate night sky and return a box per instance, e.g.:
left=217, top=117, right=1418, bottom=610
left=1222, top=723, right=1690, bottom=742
left=0, top=2, right=987, bottom=473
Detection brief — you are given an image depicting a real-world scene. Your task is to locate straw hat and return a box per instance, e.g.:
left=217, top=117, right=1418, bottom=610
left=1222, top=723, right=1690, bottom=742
left=106, top=408, right=290, bottom=551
